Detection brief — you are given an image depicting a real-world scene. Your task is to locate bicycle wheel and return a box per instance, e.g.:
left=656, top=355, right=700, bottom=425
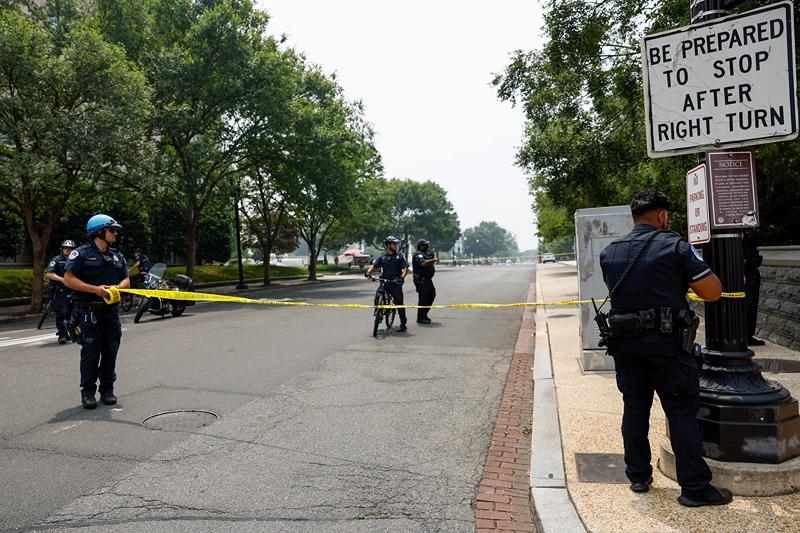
left=373, top=289, right=382, bottom=337
left=37, top=300, right=52, bottom=330
left=121, top=293, right=133, bottom=312
left=384, top=292, right=396, bottom=329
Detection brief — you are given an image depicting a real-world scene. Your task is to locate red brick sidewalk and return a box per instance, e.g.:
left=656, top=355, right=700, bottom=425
left=474, top=271, right=537, bottom=532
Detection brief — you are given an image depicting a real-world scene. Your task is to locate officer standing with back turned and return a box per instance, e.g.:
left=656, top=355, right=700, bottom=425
left=599, top=189, right=732, bottom=507
left=46, top=240, right=77, bottom=344
left=412, top=239, right=439, bottom=324
left=63, top=215, right=130, bottom=409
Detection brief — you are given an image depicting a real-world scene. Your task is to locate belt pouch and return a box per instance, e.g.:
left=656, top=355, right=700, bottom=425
left=609, top=313, right=641, bottom=338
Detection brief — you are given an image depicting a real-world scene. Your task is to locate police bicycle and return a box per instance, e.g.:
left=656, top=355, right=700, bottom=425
left=370, top=276, right=401, bottom=337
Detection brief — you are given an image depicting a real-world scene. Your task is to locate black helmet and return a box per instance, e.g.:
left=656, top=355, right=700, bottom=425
left=416, top=239, right=429, bottom=249
left=134, top=248, right=143, bottom=254
left=61, top=240, right=77, bottom=249
left=384, top=236, right=400, bottom=246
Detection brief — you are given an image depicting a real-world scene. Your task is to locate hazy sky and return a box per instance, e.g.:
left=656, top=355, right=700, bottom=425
left=259, top=2, right=546, bottom=251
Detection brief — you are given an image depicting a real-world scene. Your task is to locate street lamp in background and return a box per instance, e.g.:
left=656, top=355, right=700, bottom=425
left=232, top=182, right=248, bottom=290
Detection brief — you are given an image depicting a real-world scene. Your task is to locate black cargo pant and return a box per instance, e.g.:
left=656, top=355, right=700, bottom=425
left=612, top=339, right=712, bottom=498
left=415, top=277, right=436, bottom=321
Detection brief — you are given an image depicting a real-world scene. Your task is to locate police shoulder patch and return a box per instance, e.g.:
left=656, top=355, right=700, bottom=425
left=113, top=255, right=118, bottom=261
left=49, top=260, right=55, bottom=267
left=691, top=246, right=703, bottom=261
left=68, top=250, right=79, bottom=260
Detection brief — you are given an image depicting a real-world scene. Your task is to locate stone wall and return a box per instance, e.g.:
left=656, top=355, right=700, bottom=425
left=755, top=247, right=800, bottom=350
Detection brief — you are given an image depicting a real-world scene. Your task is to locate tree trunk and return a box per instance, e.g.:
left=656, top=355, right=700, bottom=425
left=185, top=209, right=199, bottom=278
left=28, top=235, right=48, bottom=314
left=263, top=259, right=271, bottom=286
left=307, top=235, right=317, bottom=281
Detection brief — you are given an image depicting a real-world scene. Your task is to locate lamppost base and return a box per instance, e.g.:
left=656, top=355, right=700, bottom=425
left=697, top=347, right=800, bottom=463
left=659, top=437, right=800, bottom=496
left=236, top=284, right=249, bottom=290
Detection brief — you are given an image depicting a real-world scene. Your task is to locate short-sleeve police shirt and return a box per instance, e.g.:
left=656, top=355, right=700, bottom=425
left=600, top=224, right=713, bottom=312
left=137, top=254, right=153, bottom=272
left=46, top=254, right=68, bottom=288
left=372, top=251, right=409, bottom=279
left=65, top=242, right=129, bottom=302
left=412, top=251, right=435, bottom=278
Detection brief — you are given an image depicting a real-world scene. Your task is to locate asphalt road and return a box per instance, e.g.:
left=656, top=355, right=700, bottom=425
left=0, top=265, right=535, bottom=532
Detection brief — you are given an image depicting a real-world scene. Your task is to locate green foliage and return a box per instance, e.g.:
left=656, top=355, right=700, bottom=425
left=359, top=178, right=461, bottom=256
left=463, top=221, right=518, bottom=258
left=163, top=264, right=304, bottom=284
left=0, top=210, right=24, bottom=258
left=494, top=0, right=799, bottom=245
left=0, top=268, right=33, bottom=299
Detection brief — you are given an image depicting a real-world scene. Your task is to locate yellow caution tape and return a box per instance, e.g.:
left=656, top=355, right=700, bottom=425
left=687, top=291, right=745, bottom=301
left=104, top=287, right=745, bottom=310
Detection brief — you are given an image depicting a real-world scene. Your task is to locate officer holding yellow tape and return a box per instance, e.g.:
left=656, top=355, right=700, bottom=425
left=64, top=215, right=130, bottom=410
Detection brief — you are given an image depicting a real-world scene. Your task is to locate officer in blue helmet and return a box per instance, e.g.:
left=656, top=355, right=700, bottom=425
left=45, top=240, right=77, bottom=344
left=599, top=189, right=731, bottom=508
left=412, top=238, right=439, bottom=324
left=63, top=214, right=130, bottom=409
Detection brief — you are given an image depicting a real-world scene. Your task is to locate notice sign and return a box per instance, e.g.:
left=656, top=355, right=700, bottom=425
left=642, top=2, right=797, bottom=158
left=707, top=150, right=759, bottom=228
left=686, top=164, right=710, bottom=244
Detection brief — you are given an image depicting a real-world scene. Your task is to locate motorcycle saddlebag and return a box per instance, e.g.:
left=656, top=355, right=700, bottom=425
left=173, top=274, right=192, bottom=289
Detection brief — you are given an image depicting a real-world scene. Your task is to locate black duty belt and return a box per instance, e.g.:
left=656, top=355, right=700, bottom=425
left=610, top=308, right=683, bottom=332
left=73, top=301, right=118, bottom=312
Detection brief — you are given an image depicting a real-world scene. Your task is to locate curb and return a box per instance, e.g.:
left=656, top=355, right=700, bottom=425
left=529, top=265, right=587, bottom=533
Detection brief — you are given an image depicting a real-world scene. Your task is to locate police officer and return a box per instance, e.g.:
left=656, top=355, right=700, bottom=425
left=130, top=248, right=152, bottom=285
left=599, top=189, right=732, bottom=507
left=45, top=240, right=77, bottom=344
left=63, top=215, right=130, bottom=409
left=365, top=236, right=409, bottom=332
left=743, top=228, right=765, bottom=346
left=412, top=239, right=439, bottom=324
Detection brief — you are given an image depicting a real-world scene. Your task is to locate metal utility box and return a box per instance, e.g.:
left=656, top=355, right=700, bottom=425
left=575, top=206, right=634, bottom=371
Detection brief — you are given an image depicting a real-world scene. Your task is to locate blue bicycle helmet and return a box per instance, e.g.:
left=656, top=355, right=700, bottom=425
left=86, top=214, right=122, bottom=236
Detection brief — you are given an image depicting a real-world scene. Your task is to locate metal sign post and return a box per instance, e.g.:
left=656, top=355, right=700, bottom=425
left=645, top=0, right=800, bottom=468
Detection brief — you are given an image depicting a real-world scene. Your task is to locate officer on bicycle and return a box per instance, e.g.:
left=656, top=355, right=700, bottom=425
left=130, top=249, right=152, bottom=285
left=45, top=240, right=77, bottom=344
left=366, top=236, right=409, bottom=332
left=63, top=215, right=130, bottom=409
left=412, top=238, right=439, bottom=324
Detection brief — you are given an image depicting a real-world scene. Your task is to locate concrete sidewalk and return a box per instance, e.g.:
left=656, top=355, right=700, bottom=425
left=532, top=262, right=800, bottom=533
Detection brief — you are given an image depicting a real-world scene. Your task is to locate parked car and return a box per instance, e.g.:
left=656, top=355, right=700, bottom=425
left=542, top=254, right=556, bottom=263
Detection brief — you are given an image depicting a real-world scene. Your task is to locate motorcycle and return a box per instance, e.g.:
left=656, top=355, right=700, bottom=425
left=133, top=263, right=195, bottom=323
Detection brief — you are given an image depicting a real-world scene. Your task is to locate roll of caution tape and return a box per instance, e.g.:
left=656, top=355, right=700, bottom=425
left=104, top=287, right=745, bottom=310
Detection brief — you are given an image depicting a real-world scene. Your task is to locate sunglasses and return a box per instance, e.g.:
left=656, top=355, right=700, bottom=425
left=106, top=227, right=118, bottom=234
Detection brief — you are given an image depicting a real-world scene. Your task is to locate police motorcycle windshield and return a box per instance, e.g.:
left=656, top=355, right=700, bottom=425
left=148, top=263, right=167, bottom=279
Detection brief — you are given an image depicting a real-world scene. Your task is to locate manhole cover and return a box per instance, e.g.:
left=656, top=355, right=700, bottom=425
left=547, top=314, right=574, bottom=319
left=575, top=453, right=628, bottom=484
left=142, top=410, right=218, bottom=431
left=754, top=358, right=800, bottom=373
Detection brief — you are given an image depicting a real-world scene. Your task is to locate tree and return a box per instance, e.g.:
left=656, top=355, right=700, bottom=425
left=289, top=71, right=382, bottom=281
left=360, top=178, right=461, bottom=257
left=0, top=4, right=152, bottom=311
left=463, top=221, right=518, bottom=258
left=0, top=210, right=23, bottom=258
left=145, top=0, right=282, bottom=278
left=493, top=0, right=800, bottom=245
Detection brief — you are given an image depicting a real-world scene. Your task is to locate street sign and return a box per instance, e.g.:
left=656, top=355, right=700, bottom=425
left=686, top=164, right=710, bottom=244
left=642, top=2, right=797, bottom=158
left=707, top=150, right=759, bottom=228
